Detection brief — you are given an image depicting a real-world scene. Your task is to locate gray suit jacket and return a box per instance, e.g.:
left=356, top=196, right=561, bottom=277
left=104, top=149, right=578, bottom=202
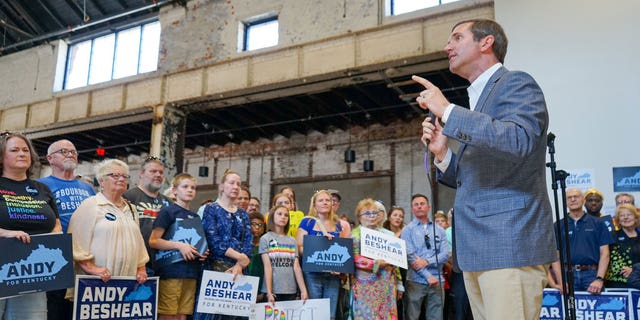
left=438, top=66, right=557, bottom=271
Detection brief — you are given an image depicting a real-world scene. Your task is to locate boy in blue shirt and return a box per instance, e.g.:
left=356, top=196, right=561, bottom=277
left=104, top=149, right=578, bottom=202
left=149, top=173, right=207, bottom=320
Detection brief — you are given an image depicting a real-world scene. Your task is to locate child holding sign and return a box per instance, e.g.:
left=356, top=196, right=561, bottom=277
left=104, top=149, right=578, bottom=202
left=260, top=205, right=308, bottom=303
left=149, top=173, right=208, bottom=320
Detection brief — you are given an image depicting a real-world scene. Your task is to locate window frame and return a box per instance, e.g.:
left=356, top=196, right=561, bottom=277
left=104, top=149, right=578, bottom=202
left=241, top=15, right=279, bottom=52
left=388, top=0, right=457, bottom=16
left=61, top=20, right=160, bottom=91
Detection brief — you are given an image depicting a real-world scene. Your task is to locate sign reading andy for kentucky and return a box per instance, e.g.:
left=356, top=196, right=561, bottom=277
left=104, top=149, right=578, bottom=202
left=251, top=298, right=330, bottom=320
left=302, top=236, right=354, bottom=274
left=0, top=233, right=73, bottom=299
left=360, top=227, right=407, bottom=269
left=539, top=289, right=631, bottom=320
left=613, top=166, right=640, bottom=192
left=154, top=217, right=207, bottom=269
left=73, top=275, right=158, bottom=320
left=196, top=270, right=259, bottom=317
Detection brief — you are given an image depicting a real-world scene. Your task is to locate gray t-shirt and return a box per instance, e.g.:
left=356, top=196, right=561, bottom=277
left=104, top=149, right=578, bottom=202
left=258, top=231, right=299, bottom=294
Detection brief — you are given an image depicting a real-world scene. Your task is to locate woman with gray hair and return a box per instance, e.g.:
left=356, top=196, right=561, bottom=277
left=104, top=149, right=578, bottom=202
left=68, top=159, right=149, bottom=284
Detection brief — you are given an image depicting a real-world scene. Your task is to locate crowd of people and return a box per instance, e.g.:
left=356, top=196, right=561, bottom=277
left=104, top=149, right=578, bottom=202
left=3, top=131, right=640, bottom=320
left=3, top=18, right=640, bottom=320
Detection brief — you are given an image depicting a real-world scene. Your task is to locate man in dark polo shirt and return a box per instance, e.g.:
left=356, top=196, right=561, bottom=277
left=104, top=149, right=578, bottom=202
left=552, top=188, right=614, bottom=293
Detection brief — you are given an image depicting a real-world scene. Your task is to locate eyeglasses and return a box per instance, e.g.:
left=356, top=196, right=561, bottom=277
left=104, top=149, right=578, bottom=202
left=105, top=173, right=130, bottom=180
left=251, top=222, right=265, bottom=228
left=424, top=234, right=431, bottom=250
left=49, top=148, right=78, bottom=157
left=617, top=200, right=633, bottom=205
left=143, top=156, right=164, bottom=165
left=360, top=211, right=379, bottom=217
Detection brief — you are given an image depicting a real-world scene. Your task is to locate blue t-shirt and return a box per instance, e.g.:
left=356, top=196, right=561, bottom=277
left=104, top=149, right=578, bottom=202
left=555, top=212, right=614, bottom=265
left=152, top=203, right=202, bottom=279
left=37, top=176, right=95, bottom=233
left=297, top=216, right=342, bottom=238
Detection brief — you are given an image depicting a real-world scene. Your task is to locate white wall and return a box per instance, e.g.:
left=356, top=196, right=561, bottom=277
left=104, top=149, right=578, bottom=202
left=495, top=0, right=640, bottom=214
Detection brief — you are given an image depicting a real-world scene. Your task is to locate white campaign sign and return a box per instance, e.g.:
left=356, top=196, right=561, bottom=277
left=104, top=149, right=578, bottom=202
left=196, top=270, right=259, bottom=317
left=251, top=298, right=330, bottom=320
left=360, top=227, right=408, bottom=269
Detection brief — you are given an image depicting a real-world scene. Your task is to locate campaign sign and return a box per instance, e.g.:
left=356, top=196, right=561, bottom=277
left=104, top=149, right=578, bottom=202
left=0, top=233, right=74, bottom=299
left=540, top=289, right=563, bottom=320
left=196, top=270, right=259, bottom=317
left=574, top=291, right=630, bottom=320
left=154, top=216, right=208, bottom=269
left=613, top=166, right=640, bottom=192
left=302, top=236, right=354, bottom=274
left=630, top=290, right=640, bottom=320
left=359, top=227, right=407, bottom=269
left=73, top=275, right=158, bottom=320
left=251, top=298, right=330, bottom=320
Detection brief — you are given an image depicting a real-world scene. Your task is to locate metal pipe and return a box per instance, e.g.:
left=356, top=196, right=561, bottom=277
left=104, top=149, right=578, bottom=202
left=0, top=0, right=172, bottom=54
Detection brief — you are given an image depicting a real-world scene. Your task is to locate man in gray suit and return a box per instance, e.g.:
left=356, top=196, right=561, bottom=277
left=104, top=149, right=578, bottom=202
left=415, top=19, right=556, bottom=320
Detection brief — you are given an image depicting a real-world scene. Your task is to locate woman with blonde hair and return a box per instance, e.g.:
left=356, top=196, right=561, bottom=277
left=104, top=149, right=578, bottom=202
left=350, top=198, right=403, bottom=319
left=606, top=203, right=640, bottom=288
left=195, top=169, right=252, bottom=320
left=296, top=190, right=350, bottom=320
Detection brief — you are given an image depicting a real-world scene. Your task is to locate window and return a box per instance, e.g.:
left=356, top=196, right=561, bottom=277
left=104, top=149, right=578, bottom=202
left=63, top=21, right=161, bottom=90
left=242, top=16, right=279, bottom=51
left=388, top=0, right=460, bottom=16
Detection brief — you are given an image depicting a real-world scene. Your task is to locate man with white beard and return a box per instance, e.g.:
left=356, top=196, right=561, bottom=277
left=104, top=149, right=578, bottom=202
left=39, top=139, right=95, bottom=320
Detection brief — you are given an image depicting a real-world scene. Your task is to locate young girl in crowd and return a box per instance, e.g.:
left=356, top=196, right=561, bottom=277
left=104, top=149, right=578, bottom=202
left=260, top=205, right=308, bottom=303
left=296, top=190, right=350, bottom=320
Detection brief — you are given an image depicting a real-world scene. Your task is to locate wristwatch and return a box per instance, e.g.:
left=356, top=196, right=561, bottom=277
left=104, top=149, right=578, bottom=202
left=594, top=276, right=604, bottom=282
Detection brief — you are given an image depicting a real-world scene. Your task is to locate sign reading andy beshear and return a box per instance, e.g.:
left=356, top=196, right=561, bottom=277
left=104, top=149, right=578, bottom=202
left=196, top=270, right=259, bottom=317
left=302, top=236, right=354, bottom=273
left=0, top=233, right=74, bottom=299
left=73, top=275, right=158, bottom=320
left=360, top=226, right=408, bottom=269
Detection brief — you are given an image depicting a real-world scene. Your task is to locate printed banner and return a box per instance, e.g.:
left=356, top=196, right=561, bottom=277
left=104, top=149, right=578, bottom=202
left=540, top=289, right=563, bottom=320
left=73, top=276, right=158, bottom=320
left=302, top=236, right=354, bottom=274
left=196, top=270, right=259, bottom=317
left=540, top=289, right=632, bottom=320
left=0, top=233, right=74, bottom=299
left=613, top=166, right=640, bottom=192
left=251, top=298, right=330, bottom=320
left=565, top=169, right=595, bottom=190
left=359, top=227, right=407, bottom=269
left=630, top=290, right=640, bottom=320
left=154, top=216, right=208, bottom=269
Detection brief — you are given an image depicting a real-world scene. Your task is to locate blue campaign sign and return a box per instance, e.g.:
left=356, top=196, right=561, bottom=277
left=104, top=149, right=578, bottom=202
left=73, top=276, right=158, bottom=320
left=630, top=290, right=640, bottom=320
left=613, top=166, right=640, bottom=192
left=302, top=236, right=354, bottom=274
left=574, top=291, right=630, bottom=320
left=154, top=216, right=208, bottom=269
left=540, top=289, right=563, bottom=320
left=0, top=233, right=74, bottom=299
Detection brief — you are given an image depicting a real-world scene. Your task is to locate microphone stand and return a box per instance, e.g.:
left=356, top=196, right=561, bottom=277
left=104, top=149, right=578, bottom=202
left=546, top=132, right=576, bottom=320
left=424, top=112, right=444, bottom=306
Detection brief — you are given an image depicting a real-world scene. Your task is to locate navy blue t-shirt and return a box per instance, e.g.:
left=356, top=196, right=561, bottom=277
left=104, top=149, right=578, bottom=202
left=555, top=212, right=614, bottom=265
left=152, top=203, right=202, bottom=279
